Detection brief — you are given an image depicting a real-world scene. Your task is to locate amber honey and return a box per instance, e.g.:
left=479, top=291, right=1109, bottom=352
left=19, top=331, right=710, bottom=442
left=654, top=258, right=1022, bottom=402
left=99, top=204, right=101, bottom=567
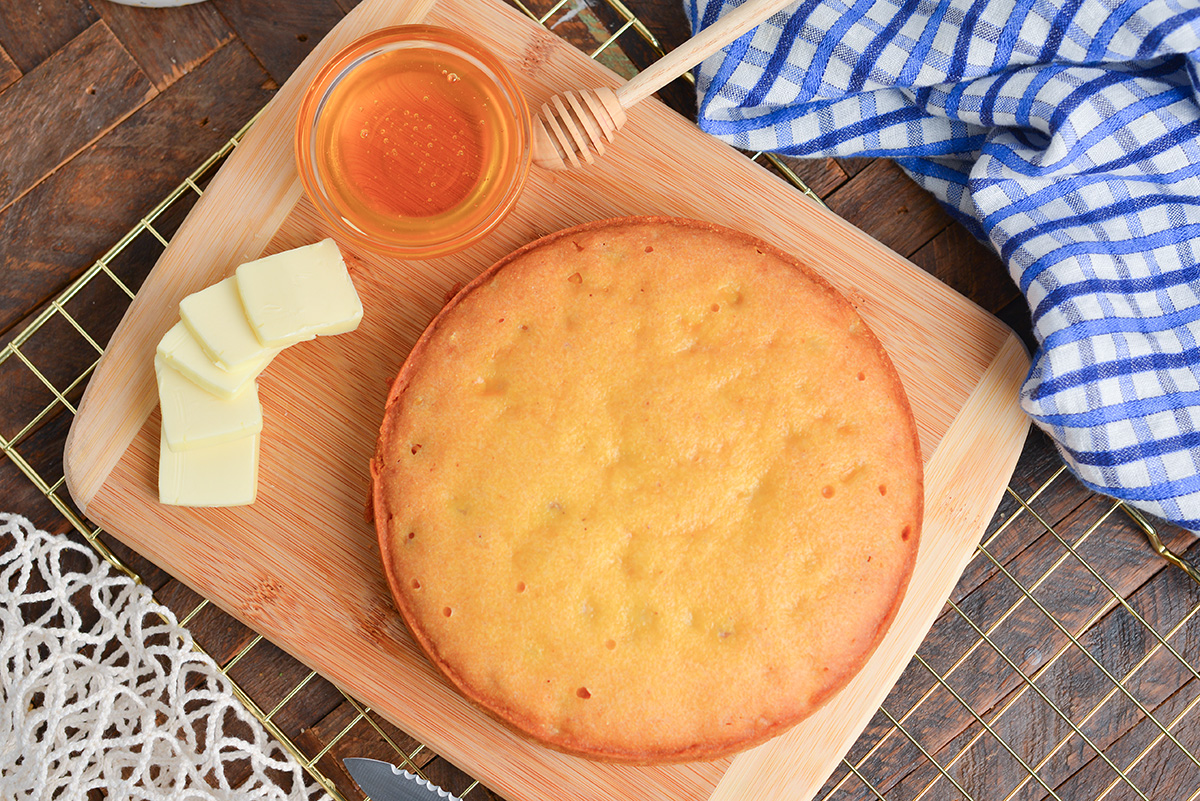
left=297, top=27, right=530, bottom=257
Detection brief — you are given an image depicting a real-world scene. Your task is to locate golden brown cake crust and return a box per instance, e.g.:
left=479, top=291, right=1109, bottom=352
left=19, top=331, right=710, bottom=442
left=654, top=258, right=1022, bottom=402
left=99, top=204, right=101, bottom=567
left=372, top=217, right=922, bottom=763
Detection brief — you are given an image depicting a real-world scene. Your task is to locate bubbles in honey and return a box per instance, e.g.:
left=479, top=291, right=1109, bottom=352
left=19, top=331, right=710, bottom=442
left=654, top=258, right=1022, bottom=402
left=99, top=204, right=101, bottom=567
left=313, top=37, right=522, bottom=240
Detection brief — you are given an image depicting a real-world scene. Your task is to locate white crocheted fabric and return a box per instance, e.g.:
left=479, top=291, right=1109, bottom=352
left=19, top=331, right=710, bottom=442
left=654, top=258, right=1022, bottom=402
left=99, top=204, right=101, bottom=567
left=0, top=513, right=328, bottom=801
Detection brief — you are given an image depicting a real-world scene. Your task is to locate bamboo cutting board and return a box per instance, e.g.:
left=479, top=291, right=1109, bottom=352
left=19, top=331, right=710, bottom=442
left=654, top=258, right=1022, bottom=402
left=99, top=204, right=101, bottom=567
left=64, top=0, right=1032, bottom=797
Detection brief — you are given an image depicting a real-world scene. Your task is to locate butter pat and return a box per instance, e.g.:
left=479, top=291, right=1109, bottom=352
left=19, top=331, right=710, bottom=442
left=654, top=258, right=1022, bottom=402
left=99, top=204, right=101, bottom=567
left=180, top=277, right=274, bottom=371
left=159, top=428, right=260, bottom=506
left=156, top=321, right=278, bottom=400
left=236, top=238, right=363, bottom=347
left=156, top=355, right=262, bottom=451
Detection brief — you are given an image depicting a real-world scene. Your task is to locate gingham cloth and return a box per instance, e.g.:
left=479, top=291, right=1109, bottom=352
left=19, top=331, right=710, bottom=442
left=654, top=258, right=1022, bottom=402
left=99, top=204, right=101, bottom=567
left=688, top=0, right=1200, bottom=533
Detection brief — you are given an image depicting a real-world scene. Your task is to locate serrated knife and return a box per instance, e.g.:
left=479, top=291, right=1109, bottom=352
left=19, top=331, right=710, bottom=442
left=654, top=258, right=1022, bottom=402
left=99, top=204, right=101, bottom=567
left=344, top=758, right=463, bottom=801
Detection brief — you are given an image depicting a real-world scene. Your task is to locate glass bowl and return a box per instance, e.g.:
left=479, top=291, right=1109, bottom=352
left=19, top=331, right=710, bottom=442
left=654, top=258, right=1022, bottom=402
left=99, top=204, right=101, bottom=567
left=295, top=26, right=531, bottom=259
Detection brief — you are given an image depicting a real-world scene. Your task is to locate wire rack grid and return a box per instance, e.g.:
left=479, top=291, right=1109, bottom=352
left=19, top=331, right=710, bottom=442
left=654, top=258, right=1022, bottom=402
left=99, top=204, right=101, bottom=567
left=4, top=1, right=1200, bottom=799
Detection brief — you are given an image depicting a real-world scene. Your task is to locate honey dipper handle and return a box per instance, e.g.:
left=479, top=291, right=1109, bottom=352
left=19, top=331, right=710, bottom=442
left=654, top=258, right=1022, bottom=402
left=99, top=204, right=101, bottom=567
left=616, top=0, right=801, bottom=108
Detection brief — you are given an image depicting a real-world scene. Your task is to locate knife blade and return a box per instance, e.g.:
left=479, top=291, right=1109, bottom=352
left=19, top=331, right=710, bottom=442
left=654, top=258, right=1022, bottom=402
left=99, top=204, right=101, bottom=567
left=343, top=757, right=463, bottom=801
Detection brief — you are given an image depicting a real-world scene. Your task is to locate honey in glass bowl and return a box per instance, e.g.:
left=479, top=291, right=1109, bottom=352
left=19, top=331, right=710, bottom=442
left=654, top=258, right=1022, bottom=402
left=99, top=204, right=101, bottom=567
left=296, top=26, right=531, bottom=258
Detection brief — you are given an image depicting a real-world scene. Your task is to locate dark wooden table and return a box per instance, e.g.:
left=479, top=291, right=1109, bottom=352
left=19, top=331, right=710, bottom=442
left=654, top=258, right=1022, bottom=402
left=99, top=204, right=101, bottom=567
left=5, top=2, right=1200, bottom=800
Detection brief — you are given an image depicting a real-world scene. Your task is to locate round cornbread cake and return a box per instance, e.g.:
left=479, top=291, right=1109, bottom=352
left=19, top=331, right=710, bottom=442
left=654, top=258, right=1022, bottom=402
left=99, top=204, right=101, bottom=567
left=372, top=217, right=922, bottom=763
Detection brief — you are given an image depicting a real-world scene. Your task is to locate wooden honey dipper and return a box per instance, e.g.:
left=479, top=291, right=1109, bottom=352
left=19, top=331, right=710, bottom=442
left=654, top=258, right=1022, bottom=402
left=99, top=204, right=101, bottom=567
left=531, top=0, right=802, bottom=170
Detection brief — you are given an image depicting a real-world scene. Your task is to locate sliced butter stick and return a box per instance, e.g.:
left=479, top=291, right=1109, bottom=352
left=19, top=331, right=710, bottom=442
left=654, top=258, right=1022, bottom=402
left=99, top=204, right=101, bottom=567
left=158, top=427, right=260, bottom=507
left=235, top=238, right=363, bottom=348
left=156, top=355, right=262, bottom=451
left=157, top=321, right=279, bottom=400
left=180, top=277, right=276, bottom=371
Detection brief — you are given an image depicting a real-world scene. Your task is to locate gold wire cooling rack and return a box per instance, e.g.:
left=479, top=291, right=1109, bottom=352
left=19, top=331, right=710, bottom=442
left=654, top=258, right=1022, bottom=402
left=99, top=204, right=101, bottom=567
left=5, top=1, right=1200, bottom=799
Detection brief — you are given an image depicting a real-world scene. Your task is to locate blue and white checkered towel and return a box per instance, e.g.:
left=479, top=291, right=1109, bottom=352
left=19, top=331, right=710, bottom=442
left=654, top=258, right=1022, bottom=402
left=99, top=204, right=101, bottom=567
left=688, top=0, right=1200, bottom=533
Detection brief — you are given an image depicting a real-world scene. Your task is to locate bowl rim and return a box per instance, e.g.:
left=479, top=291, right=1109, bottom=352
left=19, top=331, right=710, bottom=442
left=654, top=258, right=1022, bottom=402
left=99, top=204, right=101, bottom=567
left=294, top=24, right=532, bottom=259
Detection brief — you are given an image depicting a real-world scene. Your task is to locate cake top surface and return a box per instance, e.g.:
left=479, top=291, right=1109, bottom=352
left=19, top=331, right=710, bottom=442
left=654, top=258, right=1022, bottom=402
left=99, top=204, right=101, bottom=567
left=372, top=217, right=923, bottom=762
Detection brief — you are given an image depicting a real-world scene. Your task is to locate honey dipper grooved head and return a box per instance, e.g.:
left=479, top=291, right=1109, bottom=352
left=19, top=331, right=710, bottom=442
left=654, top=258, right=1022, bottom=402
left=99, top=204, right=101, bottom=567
left=531, top=87, right=627, bottom=170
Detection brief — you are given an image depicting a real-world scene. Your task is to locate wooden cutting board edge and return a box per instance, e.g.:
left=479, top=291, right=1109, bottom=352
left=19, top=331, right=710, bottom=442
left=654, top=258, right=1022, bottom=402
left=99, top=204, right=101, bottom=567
left=62, top=0, right=1035, bottom=797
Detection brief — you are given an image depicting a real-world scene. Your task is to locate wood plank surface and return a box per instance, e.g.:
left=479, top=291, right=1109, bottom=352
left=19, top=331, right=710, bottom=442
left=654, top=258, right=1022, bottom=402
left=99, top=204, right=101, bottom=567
left=210, top=0, right=351, bottom=83
left=0, top=21, right=154, bottom=212
left=95, top=1, right=235, bottom=90
left=3, top=0, right=1199, bottom=800
left=0, top=36, right=273, bottom=336
left=0, top=0, right=97, bottom=73
left=0, top=43, right=19, bottom=91
left=823, top=158, right=951, bottom=258
left=911, top=222, right=1018, bottom=315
